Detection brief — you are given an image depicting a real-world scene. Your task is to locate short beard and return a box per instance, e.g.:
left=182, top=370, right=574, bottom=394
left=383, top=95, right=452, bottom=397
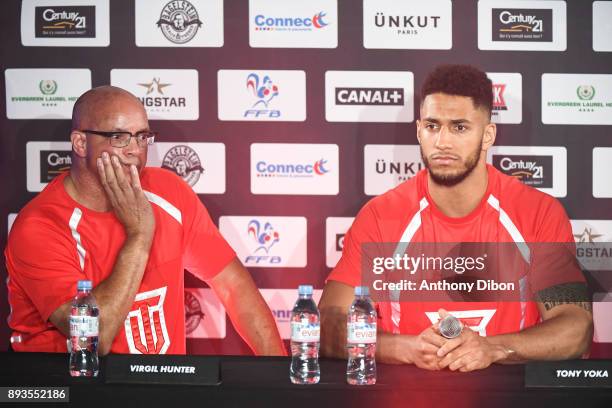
left=421, top=142, right=482, bottom=187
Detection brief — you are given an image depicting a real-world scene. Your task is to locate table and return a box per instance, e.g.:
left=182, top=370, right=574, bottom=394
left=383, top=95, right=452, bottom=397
left=0, top=352, right=611, bottom=407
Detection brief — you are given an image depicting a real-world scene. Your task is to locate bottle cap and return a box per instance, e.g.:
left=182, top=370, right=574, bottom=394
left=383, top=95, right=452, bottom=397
left=77, top=280, right=92, bottom=291
left=298, top=285, right=313, bottom=295
left=355, top=286, right=369, bottom=296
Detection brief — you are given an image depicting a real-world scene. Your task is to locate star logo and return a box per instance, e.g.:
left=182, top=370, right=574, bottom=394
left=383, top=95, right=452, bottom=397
left=138, top=78, right=171, bottom=95
left=574, top=227, right=603, bottom=243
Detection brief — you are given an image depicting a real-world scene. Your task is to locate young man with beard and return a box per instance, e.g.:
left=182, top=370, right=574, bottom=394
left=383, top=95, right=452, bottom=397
left=319, top=65, right=593, bottom=372
left=6, top=86, right=285, bottom=356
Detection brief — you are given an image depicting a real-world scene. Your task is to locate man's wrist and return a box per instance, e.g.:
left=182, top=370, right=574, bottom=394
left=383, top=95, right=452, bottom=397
left=493, top=343, right=516, bottom=363
left=125, top=231, right=154, bottom=250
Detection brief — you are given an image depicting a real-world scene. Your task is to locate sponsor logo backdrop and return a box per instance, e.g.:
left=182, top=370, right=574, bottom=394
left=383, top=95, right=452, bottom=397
left=1, top=0, right=611, bottom=356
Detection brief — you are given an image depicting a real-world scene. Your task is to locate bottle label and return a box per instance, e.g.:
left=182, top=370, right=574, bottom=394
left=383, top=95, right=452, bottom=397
left=347, top=322, right=377, bottom=344
left=70, top=316, right=99, bottom=337
left=291, top=321, right=320, bottom=342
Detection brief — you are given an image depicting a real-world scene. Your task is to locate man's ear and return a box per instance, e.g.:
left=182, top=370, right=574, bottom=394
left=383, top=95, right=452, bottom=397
left=482, top=122, right=496, bottom=150
left=70, top=131, right=87, bottom=158
left=416, top=119, right=422, bottom=144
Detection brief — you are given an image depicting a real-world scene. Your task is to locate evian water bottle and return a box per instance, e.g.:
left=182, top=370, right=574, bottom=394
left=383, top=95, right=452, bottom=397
left=346, top=286, right=377, bottom=385
left=69, top=280, right=99, bottom=377
left=289, top=285, right=320, bottom=384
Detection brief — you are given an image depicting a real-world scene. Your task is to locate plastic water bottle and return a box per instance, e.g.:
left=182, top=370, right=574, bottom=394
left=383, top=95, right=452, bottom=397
left=289, top=285, right=320, bottom=384
left=346, top=286, right=377, bottom=385
left=69, top=280, right=99, bottom=377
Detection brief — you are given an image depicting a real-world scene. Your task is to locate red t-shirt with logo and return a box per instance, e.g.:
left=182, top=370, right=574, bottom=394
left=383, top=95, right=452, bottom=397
left=6, top=168, right=236, bottom=354
left=328, top=165, right=579, bottom=336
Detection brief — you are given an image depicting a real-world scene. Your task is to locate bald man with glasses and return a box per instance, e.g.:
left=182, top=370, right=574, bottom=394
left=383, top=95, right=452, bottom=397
left=5, top=86, right=285, bottom=356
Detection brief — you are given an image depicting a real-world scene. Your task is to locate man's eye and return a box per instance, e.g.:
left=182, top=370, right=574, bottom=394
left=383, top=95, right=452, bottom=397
left=456, top=125, right=467, bottom=132
left=110, top=133, right=125, bottom=140
left=425, top=123, right=437, bottom=130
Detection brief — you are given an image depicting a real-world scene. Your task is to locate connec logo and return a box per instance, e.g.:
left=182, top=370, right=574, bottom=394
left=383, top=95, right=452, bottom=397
left=255, top=159, right=329, bottom=178
left=253, top=11, right=329, bottom=31
left=244, top=73, right=280, bottom=118
left=245, top=219, right=281, bottom=265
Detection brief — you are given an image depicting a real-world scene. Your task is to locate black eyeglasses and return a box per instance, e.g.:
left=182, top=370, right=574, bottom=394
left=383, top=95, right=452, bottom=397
left=79, top=129, right=156, bottom=148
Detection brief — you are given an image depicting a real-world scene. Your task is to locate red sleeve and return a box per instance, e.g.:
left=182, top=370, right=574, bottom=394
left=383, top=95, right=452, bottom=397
left=178, top=178, right=236, bottom=281
left=327, top=201, right=380, bottom=287
left=534, top=196, right=575, bottom=244
left=530, top=196, right=584, bottom=293
left=6, top=214, right=84, bottom=324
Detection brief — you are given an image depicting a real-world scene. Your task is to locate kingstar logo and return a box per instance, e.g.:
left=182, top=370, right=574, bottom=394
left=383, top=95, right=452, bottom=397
left=574, top=228, right=603, bottom=243
left=574, top=225, right=612, bottom=262
left=139, top=78, right=171, bottom=95
left=136, top=78, right=185, bottom=109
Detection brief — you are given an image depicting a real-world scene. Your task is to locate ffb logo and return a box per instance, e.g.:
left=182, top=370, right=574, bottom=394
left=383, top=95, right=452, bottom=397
left=244, top=73, right=280, bottom=118
left=245, top=219, right=281, bottom=265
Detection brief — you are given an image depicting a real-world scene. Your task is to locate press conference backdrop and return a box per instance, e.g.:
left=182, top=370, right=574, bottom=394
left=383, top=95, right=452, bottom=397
left=1, top=0, right=612, bottom=355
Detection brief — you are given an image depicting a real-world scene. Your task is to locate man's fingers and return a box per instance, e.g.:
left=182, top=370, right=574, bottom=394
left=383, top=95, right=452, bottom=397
left=97, top=156, right=116, bottom=199
left=422, top=330, right=447, bottom=348
left=418, top=341, right=440, bottom=355
left=101, top=153, right=122, bottom=196
left=436, top=335, right=463, bottom=357
left=111, top=155, right=132, bottom=194
left=130, top=165, right=142, bottom=190
left=448, top=353, right=470, bottom=371
left=438, top=308, right=450, bottom=319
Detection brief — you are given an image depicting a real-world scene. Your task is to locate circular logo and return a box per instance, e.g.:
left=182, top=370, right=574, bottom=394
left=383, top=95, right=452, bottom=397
left=184, top=291, right=205, bottom=335
left=161, top=145, right=204, bottom=187
left=156, top=1, right=203, bottom=44
left=576, top=85, right=595, bottom=101
left=39, top=80, right=57, bottom=95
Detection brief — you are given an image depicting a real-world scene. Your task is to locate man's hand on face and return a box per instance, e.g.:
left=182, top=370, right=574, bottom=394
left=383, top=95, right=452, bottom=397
left=435, top=309, right=508, bottom=372
left=97, top=152, right=155, bottom=241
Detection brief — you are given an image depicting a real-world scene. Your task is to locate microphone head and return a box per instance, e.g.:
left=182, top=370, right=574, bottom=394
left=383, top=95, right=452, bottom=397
left=439, top=315, right=463, bottom=339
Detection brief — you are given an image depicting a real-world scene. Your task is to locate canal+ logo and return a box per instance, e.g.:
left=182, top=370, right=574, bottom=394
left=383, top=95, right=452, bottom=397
left=245, top=219, right=281, bottom=265
left=253, top=11, right=330, bottom=31
left=244, top=73, right=280, bottom=118
left=255, top=159, right=330, bottom=178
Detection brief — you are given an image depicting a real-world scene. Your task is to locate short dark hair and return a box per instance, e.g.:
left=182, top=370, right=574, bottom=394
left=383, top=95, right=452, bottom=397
left=420, top=64, right=493, bottom=117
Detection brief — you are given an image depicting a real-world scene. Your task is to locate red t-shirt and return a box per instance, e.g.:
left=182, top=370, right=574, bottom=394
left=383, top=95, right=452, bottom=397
left=328, top=165, right=578, bottom=336
left=5, top=168, right=236, bottom=354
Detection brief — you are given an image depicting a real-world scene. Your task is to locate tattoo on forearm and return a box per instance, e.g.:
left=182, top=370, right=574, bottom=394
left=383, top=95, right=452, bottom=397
left=536, top=282, right=592, bottom=312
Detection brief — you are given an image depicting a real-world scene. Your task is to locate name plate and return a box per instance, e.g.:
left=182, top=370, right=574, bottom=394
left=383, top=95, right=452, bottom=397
left=525, top=360, right=612, bottom=388
left=104, top=354, right=221, bottom=386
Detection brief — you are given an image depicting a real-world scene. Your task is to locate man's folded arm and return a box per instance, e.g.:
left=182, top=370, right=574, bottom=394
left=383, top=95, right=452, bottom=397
left=49, top=232, right=153, bottom=356
left=319, top=280, right=353, bottom=359
left=206, top=258, right=286, bottom=356
left=489, top=282, right=593, bottom=363
left=320, top=280, right=441, bottom=366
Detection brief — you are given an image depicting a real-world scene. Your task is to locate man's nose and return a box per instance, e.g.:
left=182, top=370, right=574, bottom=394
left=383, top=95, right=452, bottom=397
left=434, top=126, right=452, bottom=150
left=123, top=135, right=140, bottom=155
